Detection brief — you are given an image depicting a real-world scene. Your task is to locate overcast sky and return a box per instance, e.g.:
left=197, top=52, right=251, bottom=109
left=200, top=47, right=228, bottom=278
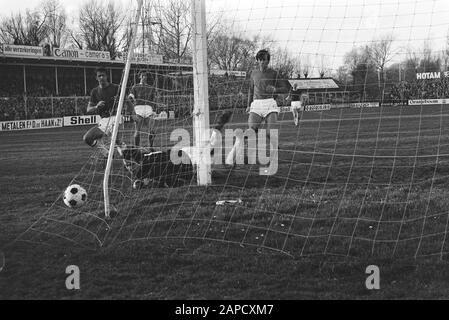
left=1, top=0, right=449, bottom=74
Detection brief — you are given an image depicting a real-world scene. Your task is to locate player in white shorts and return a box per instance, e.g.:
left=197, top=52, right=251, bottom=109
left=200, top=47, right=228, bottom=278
left=289, top=82, right=305, bottom=126
left=226, top=49, right=291, bottom=166
left=129, top=72, right=157, bottom=148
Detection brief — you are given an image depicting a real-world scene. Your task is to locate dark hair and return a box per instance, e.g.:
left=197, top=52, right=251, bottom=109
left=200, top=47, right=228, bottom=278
left=255, top=49, right=270, bottom=62
left=95, top=67, right=108, bottom=76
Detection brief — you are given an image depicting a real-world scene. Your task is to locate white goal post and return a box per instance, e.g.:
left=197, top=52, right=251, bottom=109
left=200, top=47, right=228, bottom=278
left=191, top=0, right=212, bottom=186
left=103, top=0, right=211, bottom=218
left=103, top=0, right=144, bottom=218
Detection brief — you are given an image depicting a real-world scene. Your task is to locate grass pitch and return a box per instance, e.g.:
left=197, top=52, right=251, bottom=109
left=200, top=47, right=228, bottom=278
left=1, top=105, right=449, bottom=299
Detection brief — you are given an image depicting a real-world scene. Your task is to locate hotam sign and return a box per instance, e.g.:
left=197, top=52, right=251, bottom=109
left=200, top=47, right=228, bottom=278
left=416, top=72, right=441, bottom=80
left=416, top=71, right=449, bottom=80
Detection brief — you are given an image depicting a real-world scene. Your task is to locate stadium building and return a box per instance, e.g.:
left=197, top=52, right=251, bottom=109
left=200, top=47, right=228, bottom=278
left=288, top=77, right=349, bottom=105
left=0, top=44, right=192, bottom=121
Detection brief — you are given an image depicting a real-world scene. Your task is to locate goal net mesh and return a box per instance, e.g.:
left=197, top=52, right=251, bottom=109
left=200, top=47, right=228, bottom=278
left=11, top=0, right=449, bottom=260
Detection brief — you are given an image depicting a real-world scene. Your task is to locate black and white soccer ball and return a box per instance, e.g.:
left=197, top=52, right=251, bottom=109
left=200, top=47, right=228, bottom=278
left=63, top=184, right=87, bottom=208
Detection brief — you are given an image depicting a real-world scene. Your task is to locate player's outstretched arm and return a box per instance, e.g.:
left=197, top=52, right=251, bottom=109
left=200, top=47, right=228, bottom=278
left=86, top=101, right=100, bottom=115
left=86, top=87, right=105, bottom=115
left=247, top=78, right=254, bottom=112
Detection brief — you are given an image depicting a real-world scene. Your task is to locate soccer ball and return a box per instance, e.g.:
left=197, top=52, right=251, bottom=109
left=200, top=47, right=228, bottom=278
left=63, top=184, right=87, bottom=208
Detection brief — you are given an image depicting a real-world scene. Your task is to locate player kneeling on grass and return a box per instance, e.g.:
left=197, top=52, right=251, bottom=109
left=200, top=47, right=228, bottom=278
left=128, top=72, right=157, bottom=148
left=83, top=67, right=132, bottom=156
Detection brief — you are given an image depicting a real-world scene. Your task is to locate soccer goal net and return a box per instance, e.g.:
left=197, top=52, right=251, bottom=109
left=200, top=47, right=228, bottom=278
left=13, top=0, right=449, bottom=260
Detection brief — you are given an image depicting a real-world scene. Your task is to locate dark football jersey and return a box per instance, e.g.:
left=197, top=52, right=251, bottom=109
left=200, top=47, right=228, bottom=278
left=130, top=84, right=156, bottom=106
left=121, top=147, right=194, bottom=187
left=249, top=69, right=290, bottom=100
left=291, top=89, right=301, bottom=102
left=89, top=83, right=119, bottom=118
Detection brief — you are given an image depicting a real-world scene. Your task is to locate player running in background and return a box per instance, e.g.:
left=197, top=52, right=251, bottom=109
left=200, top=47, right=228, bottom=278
left=289, top=82, right=304, bottom=126
left=128, top=72, right=157, bottom=148
left=83, top=67, right=131, bottom=156
left=226, top=49, right=291, bottom=166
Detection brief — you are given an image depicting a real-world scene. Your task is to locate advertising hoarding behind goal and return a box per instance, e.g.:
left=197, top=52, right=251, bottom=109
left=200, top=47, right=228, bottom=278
left=0, top=118, right=63, bottom=131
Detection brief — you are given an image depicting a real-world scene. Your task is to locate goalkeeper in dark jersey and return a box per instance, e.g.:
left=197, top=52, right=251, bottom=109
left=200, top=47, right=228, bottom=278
left=117, top=111, right=233, bottom=189
left=128, top=72, right=157, bottom=148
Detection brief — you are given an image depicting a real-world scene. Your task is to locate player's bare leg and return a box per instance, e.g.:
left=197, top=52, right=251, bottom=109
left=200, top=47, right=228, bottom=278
left=134, top=115, right=144, bottom=147
left=226, top=112, right=262, bottom=166
left=248, top=112, right=263, bottom=133
left=292, top=107, right=299, bottom=126
left=147, top=116, right=156, bottom=148
left=261, top=112, right=278, bottom=174
left=264, top=112, right=278, bottom=150
left=247, top=112, right=264, bottom=164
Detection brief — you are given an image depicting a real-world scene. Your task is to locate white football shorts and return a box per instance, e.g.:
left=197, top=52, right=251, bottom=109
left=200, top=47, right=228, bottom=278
left=98, top=116, right=123, bottom=135
left=291, top=101, right=303, bottom=111
left=249, top=98, right=279, bottom=118
left=134, top=105, right=155, bottom=119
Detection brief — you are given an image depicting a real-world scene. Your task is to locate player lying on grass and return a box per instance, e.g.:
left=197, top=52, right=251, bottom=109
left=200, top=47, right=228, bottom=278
left=117, top=111, right=233, bottom=189
left=128, top=72, right=157, bottom=148
left=226, top=49, right=291, bottom=167
left=83, top=67, right=136, bottom=157
left=117, top=143, right=195, bottom=188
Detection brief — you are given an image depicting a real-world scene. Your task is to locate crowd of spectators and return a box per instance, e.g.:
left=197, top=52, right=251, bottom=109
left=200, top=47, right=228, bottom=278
left=0, top=97, right=24, bottom=121
left=208, top=75, right=249, bottom=110
left=0, top=74, right=344, bottom=121
left=388, top=78, right=449, bottom=101
left=5, top=73, right=449, bottom=122
left=0, top=73, right=252, bottom=121
left=0, top=96, right=88, bottom=121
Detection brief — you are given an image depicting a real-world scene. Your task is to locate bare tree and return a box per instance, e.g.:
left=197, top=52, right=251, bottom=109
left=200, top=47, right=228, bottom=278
left=271, top=47, right=296, bottom=79
left=444, top=28, right=449, bottom=70
left=367, top=34, right=395, bottom=96
left=208, top=26, right=257, bottom=73
left=344, top=46, right=372, bottom=85
left=334, top=65, right=351, bottom=85
left=402, top=45, right=420, bottom=81
left=293, top=58, right=301, bottom=79
left=0, top=9, right=49, bottom=45
left=75, top=0, right=126, bottom=58
left=419, top=39, right=441, bottom=72
left=318, top=54, right=329, bottom=78
left=118, top=13, right=135, bottom=54
left=41, top=0, right=67, bottom=48
left=302, top=54, right=311, bottom=78
left=342, top=45, right=378, bottom=98
left=157, top=0, right=192, bottom=63
left=134, top=0, right=164, bottom=54
left=204, top=12, right=223, bottom=69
